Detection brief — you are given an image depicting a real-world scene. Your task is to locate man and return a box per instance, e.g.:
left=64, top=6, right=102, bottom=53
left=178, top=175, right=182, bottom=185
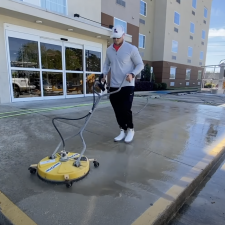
left=102, top=25, right=144, bottom=143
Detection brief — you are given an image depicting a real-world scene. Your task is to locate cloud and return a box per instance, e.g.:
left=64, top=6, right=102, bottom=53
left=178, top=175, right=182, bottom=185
left=208, top=28, right=225, bottom=38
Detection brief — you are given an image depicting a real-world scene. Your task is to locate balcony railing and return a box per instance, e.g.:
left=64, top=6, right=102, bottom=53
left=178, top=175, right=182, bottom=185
left=40, top=0, right=67, bottom=15
left=19, top=0, right=67, bottom=16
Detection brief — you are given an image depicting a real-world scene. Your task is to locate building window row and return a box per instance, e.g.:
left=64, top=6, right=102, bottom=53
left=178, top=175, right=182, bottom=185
left=175, top=13, right=206, bottom=40
left=170, top=67, right=202, bottom=80
left=171, top=41, right=204, bottom=60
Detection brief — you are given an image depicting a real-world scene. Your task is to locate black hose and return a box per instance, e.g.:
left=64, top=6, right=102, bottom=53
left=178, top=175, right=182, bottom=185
left=52, top=78, right=101, bottom=150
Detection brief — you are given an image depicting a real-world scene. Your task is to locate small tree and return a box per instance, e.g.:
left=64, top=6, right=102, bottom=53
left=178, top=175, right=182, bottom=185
left=141, top=64, right=151, bottom=81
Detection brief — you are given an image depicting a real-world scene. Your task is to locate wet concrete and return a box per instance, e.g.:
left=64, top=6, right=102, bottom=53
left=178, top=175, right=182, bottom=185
left=170, top=154, right=225, bottom=225
left=1, top=97, right=225, bottom=225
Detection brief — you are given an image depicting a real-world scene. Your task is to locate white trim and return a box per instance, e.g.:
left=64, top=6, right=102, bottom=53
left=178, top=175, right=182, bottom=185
left=174, top=11, right=180, bottom=26
left=139, top=34, right=146, bottom=49
left=171, top=40, right=178, bottom=53
left=140, top=0, right=147, bottom=17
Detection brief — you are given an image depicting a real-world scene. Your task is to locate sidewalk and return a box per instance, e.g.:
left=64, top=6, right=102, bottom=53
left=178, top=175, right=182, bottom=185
left=0, top=97, right=225, bottom=225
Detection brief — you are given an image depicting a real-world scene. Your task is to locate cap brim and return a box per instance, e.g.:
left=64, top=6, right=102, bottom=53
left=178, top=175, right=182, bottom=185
left=110, top=33, right=123, bottom=38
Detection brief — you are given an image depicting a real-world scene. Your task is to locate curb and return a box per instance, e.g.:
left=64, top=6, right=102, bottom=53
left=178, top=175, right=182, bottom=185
left=153, top=147, right=225, bottom=225
left=0, top=211, right=14, bottom=225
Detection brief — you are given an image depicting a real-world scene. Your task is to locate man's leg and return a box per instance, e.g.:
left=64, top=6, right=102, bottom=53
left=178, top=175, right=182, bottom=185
left=109, top=87, right=127, bottom=141
left=122, top=86, right=135, bottom=143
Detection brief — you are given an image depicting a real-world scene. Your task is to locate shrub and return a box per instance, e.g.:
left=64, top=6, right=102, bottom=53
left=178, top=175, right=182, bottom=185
left=153, top=83, right=158, bottom=90
left=134, top=81, right=153, bottom=91
left=161, top=83, right=167, bottom=90
left=204, top=83, right=212, bottom=88
left=157, top=83, right=162, bottom=90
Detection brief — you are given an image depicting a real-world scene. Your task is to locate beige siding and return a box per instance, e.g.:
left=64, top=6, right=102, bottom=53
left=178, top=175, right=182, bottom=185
left=101, top=0, right=140, bottom=27
left=163, top=0, right=212, bottom=67
left=68, top=0, right=101, bottom=23
left=139, top=0, right=155, bottom=61
left=152, top=0, right=167, bottom=61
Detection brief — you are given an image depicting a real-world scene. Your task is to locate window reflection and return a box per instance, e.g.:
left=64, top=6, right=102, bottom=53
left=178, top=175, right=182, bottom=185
left=11, top=70, right=40, bottom=98
left=8, top=37, right=39, bottom=68
left=85, top=50, right=101, bottom=72
left=86, top=73, right=101, bottom=94
left=42, top=72, right=63, bottom=96
left=65, top=47, right=83, bottom=71
left=66, top=73, right=83, bottom=95
left=41, top=43, right=62, bottom=70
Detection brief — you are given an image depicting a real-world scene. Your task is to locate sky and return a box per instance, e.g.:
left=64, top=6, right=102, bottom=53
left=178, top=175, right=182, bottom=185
left=206, top=0, right=225, bottom=69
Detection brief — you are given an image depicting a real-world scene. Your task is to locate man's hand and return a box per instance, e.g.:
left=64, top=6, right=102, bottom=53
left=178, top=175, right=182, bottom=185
left=126, top=74, right=134, bottom=83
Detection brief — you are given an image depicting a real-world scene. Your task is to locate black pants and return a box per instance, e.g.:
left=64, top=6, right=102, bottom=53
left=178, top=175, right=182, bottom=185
left=109, top=86, right=134, bottom=130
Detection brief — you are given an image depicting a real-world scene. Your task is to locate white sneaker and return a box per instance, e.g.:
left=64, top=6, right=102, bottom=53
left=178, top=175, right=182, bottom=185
left=124, top=128, right=135, bottom=143
left=114, top=129, right=126, bottom=142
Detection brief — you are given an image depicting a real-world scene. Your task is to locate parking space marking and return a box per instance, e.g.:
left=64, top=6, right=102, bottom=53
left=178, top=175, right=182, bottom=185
left=0, top=191, right=37, bottom=225
left=132, top=136, right=225, bottom=225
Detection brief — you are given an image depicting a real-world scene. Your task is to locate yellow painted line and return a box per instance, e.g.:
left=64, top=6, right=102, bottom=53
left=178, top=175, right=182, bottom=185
left=132, top=136, right=225, bottom=225
left=0, top=191, right=37, bottom=225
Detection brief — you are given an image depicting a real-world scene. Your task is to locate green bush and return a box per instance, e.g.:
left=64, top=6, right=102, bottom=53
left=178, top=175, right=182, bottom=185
left=158, top=83, right=162, bottom=90
left=153, top=83, right=158, bottom=90
left=204, top=83, right=212, bottom=88
left=161, top=83, right=167, bottom=90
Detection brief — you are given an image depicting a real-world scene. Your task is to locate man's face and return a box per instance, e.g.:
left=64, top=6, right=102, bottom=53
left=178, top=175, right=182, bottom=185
left=113, top=34, right=124, bottom=45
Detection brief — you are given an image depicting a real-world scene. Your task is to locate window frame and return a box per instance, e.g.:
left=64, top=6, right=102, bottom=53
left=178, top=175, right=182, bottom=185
left=174, top=11, right=180, bottom=26
left=188, top=46, right=193, bottom=58
left=41, top=0, right=68, bottom=15
left=170, top=67, right=177, bottom=79
left=204, top=7, right=208, bottom=18
left=186, top=69, right=191, bottom=80
left=190, top=22, right=195, bottom=34
left=171, top=40, right=178, bottom=53
left=139, top=34, right=146, bottom=49
left=192, top=0, right=197, bottom=9
left=114, top=17, right=127, bottom=33
left=200, top=51, right=204, bottom=60
left=202, top=30, right=206, bottom=40
left=140, top=0, right=147, bottom=17
left=197, top=70, right=202, bottom=80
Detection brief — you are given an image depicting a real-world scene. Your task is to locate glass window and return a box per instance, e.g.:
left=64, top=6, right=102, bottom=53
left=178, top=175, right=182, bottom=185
left=198, top=70, right=202, bottom=80
left=65, top=47, right=83, bottom=71
left=202, top=30, right=206, bottom=39
left=170, top=82, right=175, bottom=86
left=8, top=37, right=39, bottom=68
left=172, top=40, right=178, bottom=53
left=41, top=0, right=67, bottom=15
left=200, top=51, right=204, bottom=60
left=170, top=67, right=176, bottom=79
left=85, top=50, right=101, bottom=72
left=66, top=73, right=83, bottom=95
left=41, top=43, right=62, bottom=70
left=174, top=12, right=180, bottom=25
left=139, top=34, right=145, bottom=48
left=114, top=18, right=127, bottom=33
left=192, top=0, right=197, bottom=9
left=140, top=1, right=147, bottom=16
left=188, top=47, right=193, bottom=57
left=204, top=7, right=208, bottom=18
left=186, top=69, right=191, bottom=80
left=11, top=70, right=41, bottom=98
left=42, top=72, right=63, bottom=96
left=190, top=22, right=195, bottom=33
left=86, top=73, right=101, bottom=94
left=186, top=82, right=189, bottom=86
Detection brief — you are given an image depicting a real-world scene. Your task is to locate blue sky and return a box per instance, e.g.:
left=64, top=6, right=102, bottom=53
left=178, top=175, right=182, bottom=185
left=206, top=0, right=225, bottom=67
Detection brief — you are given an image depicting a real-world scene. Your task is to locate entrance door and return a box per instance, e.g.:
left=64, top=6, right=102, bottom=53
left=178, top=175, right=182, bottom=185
left=64, top=42, right=84, bottom=98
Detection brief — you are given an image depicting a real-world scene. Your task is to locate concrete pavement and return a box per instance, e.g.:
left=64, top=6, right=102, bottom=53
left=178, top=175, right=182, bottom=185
left=0, top=96, right=225, bottom=225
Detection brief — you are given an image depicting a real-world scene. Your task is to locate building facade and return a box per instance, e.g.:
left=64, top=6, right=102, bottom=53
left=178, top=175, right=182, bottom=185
left=102, top=0, right=212, bottom=88
left=0, top=0, right=212, bottom=104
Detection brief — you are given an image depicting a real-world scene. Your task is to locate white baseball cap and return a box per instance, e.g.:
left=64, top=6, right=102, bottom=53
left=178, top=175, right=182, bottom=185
left=110, top=25, right=125, bottom=38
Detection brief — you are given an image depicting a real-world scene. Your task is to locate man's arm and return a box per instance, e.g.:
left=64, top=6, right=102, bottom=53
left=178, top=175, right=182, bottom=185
left=130, top=46, right=144, bottom=76
left=102, top=52, right=110, bottom=77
